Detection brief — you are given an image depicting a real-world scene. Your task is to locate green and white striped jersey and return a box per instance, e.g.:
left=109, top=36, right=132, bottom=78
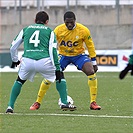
left=10, top=23, right=60, bottom=71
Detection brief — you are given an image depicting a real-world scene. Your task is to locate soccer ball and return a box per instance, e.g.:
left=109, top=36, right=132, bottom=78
left=58, top=95, right=74, bottom=107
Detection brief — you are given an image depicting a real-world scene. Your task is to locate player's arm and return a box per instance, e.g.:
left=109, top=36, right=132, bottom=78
left=49, top=31, right=60, bottom=70
left=84, top=28, right=98, bottom=72
left=53, top=26, right=59, bottom=43
left=10, top=29, right=24, bottom=67
left=49, top=31, right=61, bottom=82
left=119, top=54, right=133, bottom=79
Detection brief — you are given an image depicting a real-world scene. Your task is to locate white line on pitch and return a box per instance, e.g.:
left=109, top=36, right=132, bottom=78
left=0, top=113, right=133, bottom=119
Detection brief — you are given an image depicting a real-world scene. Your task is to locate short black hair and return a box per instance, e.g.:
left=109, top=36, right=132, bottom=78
left=64, top=11, right=76, bottom=21
left=35, top=11, right=49, bottom=24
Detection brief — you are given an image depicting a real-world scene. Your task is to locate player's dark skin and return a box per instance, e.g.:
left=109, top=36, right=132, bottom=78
left=64, top=18, right=98, bottom=76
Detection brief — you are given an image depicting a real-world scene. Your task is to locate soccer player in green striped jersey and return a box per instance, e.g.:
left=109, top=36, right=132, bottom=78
left=6, top=11, right=76, bottom=113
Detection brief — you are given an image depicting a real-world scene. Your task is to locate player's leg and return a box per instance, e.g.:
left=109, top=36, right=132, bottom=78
left=6, top=76, right=26, bottom=113
left=30, top=79, right=51, bottom=110
left=56, top=71, right=67, bottom=104
left=82, top=62, right=101, bottom=110
left=56, top=72, right=76, bottom=111
left=56, top=55, right=76, bottom=111
left=6, top=57, right=35, bottom=113
left=75, top=54, right=101, bottom=110
left=30, top=58, right=55, bottom=110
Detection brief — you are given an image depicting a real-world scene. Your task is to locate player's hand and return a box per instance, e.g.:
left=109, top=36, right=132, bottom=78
left=11, top=60, right=20, bottom=68
left=55, top=70, right=61, bottom=83
left=93, top=65, right=98, bottom=73
left=119, top=63, right=133, bottom=79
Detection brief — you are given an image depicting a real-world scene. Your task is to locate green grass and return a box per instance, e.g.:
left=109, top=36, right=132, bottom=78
left=0, top=72, right=133, bottom=133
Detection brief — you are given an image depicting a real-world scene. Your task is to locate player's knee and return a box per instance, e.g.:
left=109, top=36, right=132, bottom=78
left=16, top=76, right=26, bottom=84
left=43, top=79, right=51, bottom=85
left=56, top=71, right=65, bottom=81
left=83, top=67, right=95, bottom=76
left=87, top=70, right=95, bottom=76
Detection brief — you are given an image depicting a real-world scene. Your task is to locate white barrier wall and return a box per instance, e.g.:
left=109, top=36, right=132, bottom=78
left=0, top=50, right=131, bottom=72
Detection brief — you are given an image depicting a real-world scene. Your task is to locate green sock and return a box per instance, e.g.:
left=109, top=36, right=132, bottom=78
left=56, top=79, right=68, bottom=104
left=8, top=81, right=22, bottom=109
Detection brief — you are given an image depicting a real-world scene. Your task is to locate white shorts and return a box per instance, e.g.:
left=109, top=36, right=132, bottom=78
left=18, top=57, right=56, bottom=82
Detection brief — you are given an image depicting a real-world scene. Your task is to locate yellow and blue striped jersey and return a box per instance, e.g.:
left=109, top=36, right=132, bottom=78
left=54, top=23, right=96, bottom=58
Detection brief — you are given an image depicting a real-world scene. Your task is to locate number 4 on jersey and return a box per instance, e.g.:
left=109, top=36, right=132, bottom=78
left=29, top=30, right=40, bottom=47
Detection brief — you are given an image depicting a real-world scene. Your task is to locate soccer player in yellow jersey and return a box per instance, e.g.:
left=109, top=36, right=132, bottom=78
left=30, top=11, right=101, bottom=110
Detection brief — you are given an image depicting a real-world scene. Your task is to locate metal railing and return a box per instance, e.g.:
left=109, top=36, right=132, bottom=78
left=1, top=0, right=133, bottom=8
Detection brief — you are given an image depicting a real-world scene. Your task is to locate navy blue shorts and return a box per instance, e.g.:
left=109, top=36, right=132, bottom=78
left=59, top=54, right=91, bottom=71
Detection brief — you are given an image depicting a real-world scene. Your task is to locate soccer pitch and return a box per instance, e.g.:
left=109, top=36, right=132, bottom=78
left=0, top=72, right=133, bottom=133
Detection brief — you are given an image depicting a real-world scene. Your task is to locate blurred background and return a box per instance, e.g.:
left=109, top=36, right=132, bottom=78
left=0, top=0, right=133, bottom=68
